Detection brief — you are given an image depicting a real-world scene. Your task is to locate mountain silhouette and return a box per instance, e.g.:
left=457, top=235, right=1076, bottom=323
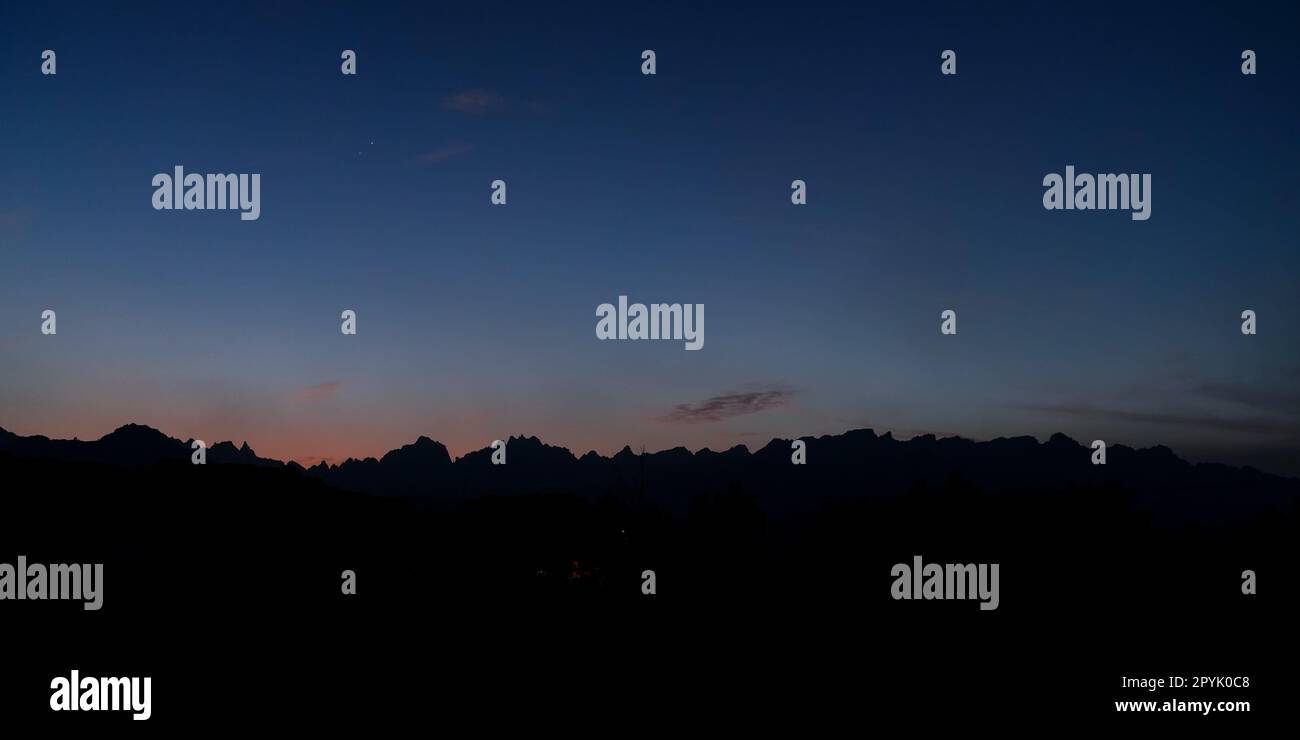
left=0, top=422, right=1294, bottom=526
left=0, top=422, right=188, bottom=466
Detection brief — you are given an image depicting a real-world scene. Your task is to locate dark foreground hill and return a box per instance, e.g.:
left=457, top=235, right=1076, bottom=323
left=0, top=423, right=1294, bottom=728
left=2, top=421, right=1294, bottom=612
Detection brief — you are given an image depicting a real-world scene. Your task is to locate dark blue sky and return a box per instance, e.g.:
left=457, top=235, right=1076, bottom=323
left=2, top=1, right=1298, bottom=474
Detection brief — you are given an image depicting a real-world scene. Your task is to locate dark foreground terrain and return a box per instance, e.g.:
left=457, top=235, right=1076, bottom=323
left=0, top=425, right=1295, bottom=729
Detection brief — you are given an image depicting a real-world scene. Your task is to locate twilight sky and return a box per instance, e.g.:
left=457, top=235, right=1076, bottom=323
left=2, top=2, right=1298, bottom=474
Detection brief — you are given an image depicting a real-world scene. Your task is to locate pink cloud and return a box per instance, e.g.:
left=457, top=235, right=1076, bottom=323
left=442, top=89, right=507, bottom=114
left=416, top=143, right=474, bottom=165
left=659, top=388, right=794, bottom=424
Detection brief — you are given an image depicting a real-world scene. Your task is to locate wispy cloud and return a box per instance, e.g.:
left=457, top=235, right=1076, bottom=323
left=1011, top=401, right=1300, bottom=436
left=660, top=388, right=794, bottom=424
left=442, top=89, right=507, bottom=114
left=415, top=143, right=474, bottom=165
left=292, top=380, right=346, bottom=402
left=1194, top=382, right=1300, bottom=416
